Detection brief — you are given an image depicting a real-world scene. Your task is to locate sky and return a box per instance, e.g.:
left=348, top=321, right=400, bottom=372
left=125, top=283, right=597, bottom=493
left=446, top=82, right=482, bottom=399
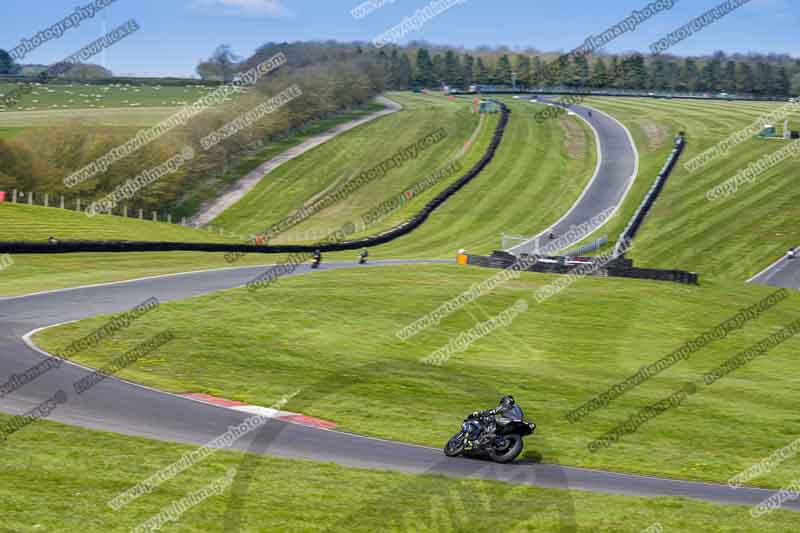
left=1, top=0, right=797, bottom=77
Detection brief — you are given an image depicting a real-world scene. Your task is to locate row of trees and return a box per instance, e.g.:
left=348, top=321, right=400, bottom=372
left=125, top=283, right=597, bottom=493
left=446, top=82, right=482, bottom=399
left=379, top=46, right=800, bottom=97
left=0, top=50, right=19, bottom=75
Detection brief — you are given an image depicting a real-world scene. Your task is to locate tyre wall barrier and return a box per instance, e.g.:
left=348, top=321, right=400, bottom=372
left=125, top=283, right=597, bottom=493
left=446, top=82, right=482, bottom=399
left=613, top=134, right=686, bottom=257
left=466, top=252, right=698, bottom=285
left=606, top=266, right=698, bottom=285
left=0, top=102, right=511, bottom=255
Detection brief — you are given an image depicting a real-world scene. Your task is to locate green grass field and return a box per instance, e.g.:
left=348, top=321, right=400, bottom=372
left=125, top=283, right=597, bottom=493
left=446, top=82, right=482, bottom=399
left=365, top=97, right=597, bottom=258
left=211, top=93, right=485, bottom=239
left=0, top=203, right=238, bottom=243
left=4, top=412, right=795, bottom=532
left=0, top=252, right=284, bottom=298
left=213, top=93, right=596, bottom=259
left=0, top=83, right=215, bottom=136
left=582, top=97, right=800, bottom=281
left=0, top=126, right=23, bottom=139
left=7, top=94, right=800, bottom=532
left=0, top=203, right=272, bottom=296
left=0, top=106, right=184, bottom=129
left=0, top=82, right=215, bottom=113
left=177, top=103, right=387, bottom=217
left=35, top=265, right=800, bottom=490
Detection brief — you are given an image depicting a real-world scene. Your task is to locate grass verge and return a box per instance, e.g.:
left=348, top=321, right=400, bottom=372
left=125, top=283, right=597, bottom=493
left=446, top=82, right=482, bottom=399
left=583, top=97, right=800, bottom=281
left=34, top=264, right=800, bottom=489
left=2, top=412, right=795, bottom=532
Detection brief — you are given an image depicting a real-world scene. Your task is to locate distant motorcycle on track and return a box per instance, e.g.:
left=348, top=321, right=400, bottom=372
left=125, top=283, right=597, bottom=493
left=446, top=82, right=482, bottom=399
left=311, top=249, right=322, bottom=269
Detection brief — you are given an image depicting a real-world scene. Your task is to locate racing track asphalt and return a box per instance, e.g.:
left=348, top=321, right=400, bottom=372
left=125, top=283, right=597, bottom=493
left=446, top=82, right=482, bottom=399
left=506, top=97, right=639, bottom=256
left=749, top=253, right=800, bottom=289
left=1, top=260, right=798, bottom=513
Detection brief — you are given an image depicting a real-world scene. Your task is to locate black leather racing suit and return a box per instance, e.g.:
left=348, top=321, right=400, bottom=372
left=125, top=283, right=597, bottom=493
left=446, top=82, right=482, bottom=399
left=467, top=402, right=523, bottom=442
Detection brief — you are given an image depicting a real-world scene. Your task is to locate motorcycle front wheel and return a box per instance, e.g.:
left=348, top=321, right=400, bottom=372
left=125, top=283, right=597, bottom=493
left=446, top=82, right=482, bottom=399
left=488, top=433, right=523, bottom=463
left=444, top=432, right=466, bottom=457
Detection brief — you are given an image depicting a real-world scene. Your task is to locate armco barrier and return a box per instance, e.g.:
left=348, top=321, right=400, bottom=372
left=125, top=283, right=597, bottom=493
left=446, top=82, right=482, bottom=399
left=465, top=251, right=698, bottom=286
left=0, top=102, right=511, bottom=255
left=613, top=133, right=685, bottom=256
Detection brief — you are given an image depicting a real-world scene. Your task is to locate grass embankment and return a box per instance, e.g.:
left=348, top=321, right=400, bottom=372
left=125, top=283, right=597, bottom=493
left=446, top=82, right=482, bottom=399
left=0, top=102, right=404, bottom=297
left=0, top=204, right=272, bottom=297
left=35, top=265, right=800, bottom=489
left=363, top=97, right=597, bottom=258
left=214, top=93, right=596, bottom=259
left=583, top=97, right=800, bottom=281
left=0, top=203, right=237, bottom=243
left=3, top=412, right=794, bottom=532
left=211, top=92, right=483, bottom=240
left=0, top=252, right=279, bottom=298
left=0, top=92, right=595, bottom=292
left=178, top=103, right=387, bottom=216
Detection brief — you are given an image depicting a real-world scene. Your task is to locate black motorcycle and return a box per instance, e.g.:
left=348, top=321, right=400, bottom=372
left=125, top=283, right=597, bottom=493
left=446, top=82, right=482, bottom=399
left=311, top=252, right=322, bottom=269
left=444, top=409, right=535, bottom=463
left=359, top=250, right=368, bottom=265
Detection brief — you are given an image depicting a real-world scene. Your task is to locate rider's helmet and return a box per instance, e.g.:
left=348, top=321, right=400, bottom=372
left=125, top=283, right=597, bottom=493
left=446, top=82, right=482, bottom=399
left=500, top=395, right=515, bottom=408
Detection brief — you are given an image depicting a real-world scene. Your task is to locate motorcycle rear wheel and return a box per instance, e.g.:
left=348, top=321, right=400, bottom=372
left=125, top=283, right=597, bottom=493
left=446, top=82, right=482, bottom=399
left=488, top=434, right=523, bottom=463
left=444, top=432, right=466, bottom=457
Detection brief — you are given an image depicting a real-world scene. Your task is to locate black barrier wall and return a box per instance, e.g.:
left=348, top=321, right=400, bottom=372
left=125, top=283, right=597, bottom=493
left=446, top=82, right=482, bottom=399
left=467, top=252, right=698, bottom=286
left=613, top=133, right=686, bottom=256
left=0, top=102, right=510, bottom=255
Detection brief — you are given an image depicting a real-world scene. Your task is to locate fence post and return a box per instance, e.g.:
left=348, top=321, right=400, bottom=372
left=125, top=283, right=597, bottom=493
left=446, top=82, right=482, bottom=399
left=12, top=189, right=16, bottom=203
left=167, top=214, right=172, bottom=224
left=76, top=197, right=81, bottom=211
left=28, top=192, right=33, bottom=205
left=60, top=195, right=65, bottom=209
left=181, top=217, right=187, bottom=226
left=44, top=193, right=49, bottom=208
left=152, top=211, right=157, bottom=222
left=139, top=208, right=144, bottom=220
left=123, top=205, right=128, bottom=218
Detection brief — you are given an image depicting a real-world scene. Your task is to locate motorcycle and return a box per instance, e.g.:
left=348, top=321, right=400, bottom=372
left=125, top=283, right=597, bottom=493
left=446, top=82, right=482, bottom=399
left=443, top=410, right=535, bottom=463
left=787, top=249, right=797, bottom=260
left=311, top=255, right=322, bottom=269
left=359, top=252, right=368, bottom=265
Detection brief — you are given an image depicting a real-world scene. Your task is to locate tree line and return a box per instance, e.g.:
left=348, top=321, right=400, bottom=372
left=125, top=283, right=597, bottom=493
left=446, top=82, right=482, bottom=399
left=378, top=45, right=800, bottom=97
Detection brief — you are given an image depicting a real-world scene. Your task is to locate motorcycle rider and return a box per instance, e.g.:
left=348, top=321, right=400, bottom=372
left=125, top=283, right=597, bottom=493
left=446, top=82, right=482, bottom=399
left=311, top=249, right=322, bottom=267
left=466, top=395, right=524, bottom=445
left=787, top=247, right=797, bottom=259
left=359, top=248, right=369, bottom=264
